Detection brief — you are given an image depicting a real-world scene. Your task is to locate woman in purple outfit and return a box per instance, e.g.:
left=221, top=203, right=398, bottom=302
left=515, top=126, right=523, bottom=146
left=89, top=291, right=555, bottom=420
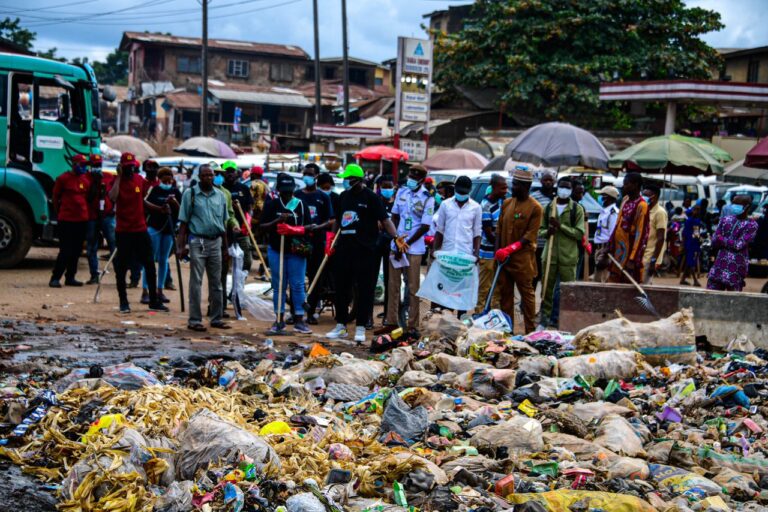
left=707, top=195, right=758, bottom=292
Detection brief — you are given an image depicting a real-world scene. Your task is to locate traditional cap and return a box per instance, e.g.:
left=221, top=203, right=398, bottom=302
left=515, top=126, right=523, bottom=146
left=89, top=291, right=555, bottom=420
left=513, top=166, right=533, bottom=183
left=339, top=163, right=364, bottom=179
left=596, top=185, right=619, bottom=199
left=71, top=154, right=88, bottom=166
left=119, top=152, right=140, bottom=168
left=89, top=153, right=103, bottom=166
left=454, top=175, right=473, bottom=194
left=250, top=165, right=264, bottom=176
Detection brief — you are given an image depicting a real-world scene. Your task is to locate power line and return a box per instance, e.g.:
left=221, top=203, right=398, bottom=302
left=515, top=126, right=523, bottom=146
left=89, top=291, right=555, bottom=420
left=0, top=0, right=98, bottom=15
left=20, top=0, right=176, bottom=27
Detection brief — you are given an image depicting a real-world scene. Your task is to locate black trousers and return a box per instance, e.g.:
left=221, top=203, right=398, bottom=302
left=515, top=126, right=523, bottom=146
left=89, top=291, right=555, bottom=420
left=333, top=244, right=377, bottom=326
left=52, top=221, right=87, bottom=281
left=115, top=231, right=157, bottom=304
left=305, top=240, right=326, bottom=315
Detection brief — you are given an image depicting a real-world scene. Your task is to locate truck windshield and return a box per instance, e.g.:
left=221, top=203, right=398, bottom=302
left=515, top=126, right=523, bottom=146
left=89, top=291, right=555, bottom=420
left=36, top=78, right=86, bottom=133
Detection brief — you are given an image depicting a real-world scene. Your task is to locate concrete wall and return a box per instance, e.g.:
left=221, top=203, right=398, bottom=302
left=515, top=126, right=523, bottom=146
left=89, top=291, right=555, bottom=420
left=726, top=54, right=768, bottom=83
left=559, top=282, right=768, bottom=347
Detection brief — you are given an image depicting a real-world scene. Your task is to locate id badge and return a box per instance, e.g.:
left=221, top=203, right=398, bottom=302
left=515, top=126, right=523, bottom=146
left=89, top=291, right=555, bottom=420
left=404, top=217, right=413, bottom=230
left=99, top=200, right=105, bottom=211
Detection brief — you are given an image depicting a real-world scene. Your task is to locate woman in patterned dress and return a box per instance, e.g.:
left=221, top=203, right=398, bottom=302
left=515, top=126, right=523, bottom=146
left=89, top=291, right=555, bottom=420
left=707, top=195, right=758, bottom=292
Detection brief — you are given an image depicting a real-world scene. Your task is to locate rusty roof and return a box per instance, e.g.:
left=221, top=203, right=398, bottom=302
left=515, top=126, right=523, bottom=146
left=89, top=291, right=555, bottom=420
left=120, top=31, right=309, bottom=59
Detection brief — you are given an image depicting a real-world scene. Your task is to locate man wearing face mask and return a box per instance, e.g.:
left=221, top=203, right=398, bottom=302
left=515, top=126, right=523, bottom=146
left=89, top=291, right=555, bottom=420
left=707, top=194, right=758, bottom=292
left=296, top=163, right=334, bottom=323
left=592, top=186, right=620, bottom=283
left=143, top=159, right=160, bottom=187
left=327, top=164, right=400, bottom=344
left=476, top=174, right=508, bottom=311
left=537, top=177, right=584, bottom=330
left=222, top=161, right=254, bottom=273
left=212, top=165, right=238, bottom=313
left=50, top=153, right=91, bottom=288
left=386, top=165, right=435, bottom=336
left=531, top=169, right=556, bottom=289
left=317, top=172, right=341, bottom=216
left=177, top=164, right=230, bottom=331
left=642, top=184, right=667, bottom=284
left=608, top=172, right=649, bottom=283
left=375, top=175, right=397, bottom=323
left=85, top=154, right=116, bottom=284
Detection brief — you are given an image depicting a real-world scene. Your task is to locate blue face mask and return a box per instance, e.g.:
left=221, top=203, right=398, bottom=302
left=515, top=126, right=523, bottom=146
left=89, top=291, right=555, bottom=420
left=91, top=167, right=102, bottom=174
left=598, top=196, right=604, bottom=206
left=642, top=195, right=651, bottom=204
left=729, top=204, right=745, bottom=216
left=159, top=183, right=173, bottom=191
left=455, top=192, right=469, bottom=202
left=74, top=165, right=87, bottom=175
left=485, top=185, right=492, bottom=196
left=380, top=188, right=394, bottom=199
left=343, top=179, right=351, bottom=190
left=241, top=178, right=251, bottom=187
left=320, top=188, right=332, bottom=195
left=406, top=178, right=420, bottom=191
left=213, top=175, right=224, bottom=186
left=435, top=194, right=442, bottom=206
left=302, top=176, right=316, bottom=187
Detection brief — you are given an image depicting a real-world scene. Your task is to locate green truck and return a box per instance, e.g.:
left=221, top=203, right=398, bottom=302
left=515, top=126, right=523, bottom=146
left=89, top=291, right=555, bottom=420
left=0, top=53, right=115, bottom=267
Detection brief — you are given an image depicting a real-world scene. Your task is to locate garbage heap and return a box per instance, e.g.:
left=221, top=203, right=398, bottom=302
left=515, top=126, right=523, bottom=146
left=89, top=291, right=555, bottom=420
left=1, top=307, right=768, bottom=511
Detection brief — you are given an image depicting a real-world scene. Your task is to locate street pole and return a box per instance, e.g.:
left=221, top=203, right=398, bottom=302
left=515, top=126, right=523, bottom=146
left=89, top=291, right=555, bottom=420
left=312, top=0, right=322, bottom=126
left=341, top=0, right=349, bottom=125
left=201, top=0, right=209, bottom=137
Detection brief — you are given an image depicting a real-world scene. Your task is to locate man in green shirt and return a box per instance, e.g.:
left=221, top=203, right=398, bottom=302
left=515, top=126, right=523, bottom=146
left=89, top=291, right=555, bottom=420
left=538, top=177, right=584, bottom=330
left=211, top=164, right=238, bottom=313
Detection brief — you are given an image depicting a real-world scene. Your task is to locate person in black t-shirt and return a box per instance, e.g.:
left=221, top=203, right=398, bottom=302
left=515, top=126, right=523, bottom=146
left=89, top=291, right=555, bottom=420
left=295, top=163, right=335, bottom=324
left=317, top=172, right=340, bottom=216
left=325, top=164, right=399, bottom=344
left=223, top=161, right=255, bottom=272
left=260, top=172, right=315, bottom=335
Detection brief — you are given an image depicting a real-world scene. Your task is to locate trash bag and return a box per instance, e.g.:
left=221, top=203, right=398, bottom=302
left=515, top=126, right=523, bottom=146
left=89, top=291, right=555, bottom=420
left=470, top=415, right=543, bottom=455
left=55, top=363, right=160, bottom=392
left=600, top=456, right=650, bottom=480
left=505, top=490, right=657, bottom=512
left=471, top=308, right=512, bottom=332
left=379, top=393, right=428, bottom=445
left=286, top=492, right=326, bottom=512
left=456, top=327, right=513, bottom=357
left=397, top=370, right=438, bottom=387
left=155, top=480, right=194, bottom=512
left=424, top=311, right=467, bottom=342
left=239, top=281, right=275, bottom=323
left=557, top=350, right=639, bottom=380
left=574, top=309, right=697, bottom=365
left=175, top=409, right=280, bottom=480
left=567, top=401, right=634, bottom=422
left=595, top=414, right=646, bottom=457
left=649, top=463, right=723, bottom=500
left=712, top=468, right=760, bottom=500
left=433, top=353, right=492, bottom=375
left=416, top=251, right=479, bottom=311
left=388, top=346, right=414, bottom=372
left=543, top=432, right=616, bottom=461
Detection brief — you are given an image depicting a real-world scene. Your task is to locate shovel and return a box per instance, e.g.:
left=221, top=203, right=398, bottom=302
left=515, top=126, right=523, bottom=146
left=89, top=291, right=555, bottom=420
left=607, top=253, right=661, bottom=318
left=301, top=230, right=340, bottom=312
left=93, top=248, right=117, bottom=303
left=474, top=256, right=508, bottom=318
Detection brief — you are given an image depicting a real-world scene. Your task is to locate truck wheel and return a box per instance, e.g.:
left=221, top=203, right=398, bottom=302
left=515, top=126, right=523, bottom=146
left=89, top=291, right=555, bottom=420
left=0, top=199, right=34, bottom=268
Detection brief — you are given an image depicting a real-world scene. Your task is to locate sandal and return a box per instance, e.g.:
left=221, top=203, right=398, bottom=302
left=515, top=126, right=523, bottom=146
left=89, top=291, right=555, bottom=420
left=210, top=321, right=231, bottom=329
left=188, top=323, right=207, bottom=332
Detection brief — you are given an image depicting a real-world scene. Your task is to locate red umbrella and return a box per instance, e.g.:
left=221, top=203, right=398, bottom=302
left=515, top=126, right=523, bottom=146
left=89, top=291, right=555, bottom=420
left=745, top=138, right=768, bottom=169
left=354, top=145, right=409, bottom=162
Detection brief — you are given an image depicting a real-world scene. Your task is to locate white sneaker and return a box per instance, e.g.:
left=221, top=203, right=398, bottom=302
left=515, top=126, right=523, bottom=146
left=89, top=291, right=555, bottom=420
left=325, top=323, right=348, bottom=339
left=354, top=326, right=366, bottom=344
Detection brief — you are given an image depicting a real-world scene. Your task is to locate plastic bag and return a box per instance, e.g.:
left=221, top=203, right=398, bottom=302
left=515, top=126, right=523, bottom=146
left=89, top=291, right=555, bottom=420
left=155, top=481, right=194, bottom=512
left=286, top=492, right=326, bottom=512
left=241, top=282, right=276, bottom=323
left=379, top=393, right=428, bottom=445
left=506, top=490, right=657, bottom=512
left=471, top=309, right=512, bottom=332
left=55, top=363, right=160, bottom=392
left=416, top=251, right=479, bottom=311
left=397, top=370, right=438, bottom=387
left=573, top=309, right=697, bottom=365
left=600, top=456, right=650, bottom=480
left=433, top=353, right=492, bottom=375
left=175, top=409, right=280, bottom=480
left=567, top=401, right=634, bottom=422
left=712, top=468, right=760, bottom=500
left=424, top=311, right=467, bottom=342
left=595, top=414, right=646, bottom=457
left=649, top=463, right=722, bottom=500
left=543, top=432, right=616, bottom=461
left=470, top=415, right=543, bottom=455
left=557, top=350, right=639, bottom=380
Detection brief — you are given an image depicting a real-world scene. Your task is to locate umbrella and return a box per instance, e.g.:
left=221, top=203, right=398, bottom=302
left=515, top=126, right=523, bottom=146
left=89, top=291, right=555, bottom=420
left=482, top=155, right=509, bottom=172
left=745, top=138, right=768, bottom=169
left=504, top=122, right=610, bottom=170
left=423, top=148, right=489, bottom=170
left=670, top=134, right=732, bottom=163
left=174, top=137, right=237, bottom=159
left=354, top=145, right=408, bottom=162
left=609, top=135, right=724, bottom=175
left=104, top=135, right=157, bottom=161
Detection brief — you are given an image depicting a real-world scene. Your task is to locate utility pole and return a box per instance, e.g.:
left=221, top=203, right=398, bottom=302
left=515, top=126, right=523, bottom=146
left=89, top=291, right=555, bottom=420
left=201, top=0, right=209, bottom=137
left=341, top=0, right=349, bottom=125
left=312, top=0, right=322, bottom=126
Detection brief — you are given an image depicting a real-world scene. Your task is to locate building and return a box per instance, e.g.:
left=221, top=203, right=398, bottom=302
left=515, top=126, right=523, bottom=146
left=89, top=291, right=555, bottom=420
left=717, top=46, right=768, bottom=136
left=422, top=4, right=474, bottom=36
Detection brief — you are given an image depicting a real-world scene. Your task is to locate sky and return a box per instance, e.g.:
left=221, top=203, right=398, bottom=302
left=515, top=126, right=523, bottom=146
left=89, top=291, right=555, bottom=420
left=7, top=0, right=768, bottom=64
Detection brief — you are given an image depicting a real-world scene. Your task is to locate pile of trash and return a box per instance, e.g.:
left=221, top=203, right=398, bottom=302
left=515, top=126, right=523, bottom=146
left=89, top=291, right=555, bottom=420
left=1, top=308, right=768, bottom=511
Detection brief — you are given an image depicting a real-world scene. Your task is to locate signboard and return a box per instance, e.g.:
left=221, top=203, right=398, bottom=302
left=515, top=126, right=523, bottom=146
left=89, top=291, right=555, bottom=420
left=403, top=38, right=432, bottom=76
left=402, top=111, right=428, bottom=122
left=401, top=139, right=427, bottom=161
left=313, top=124, right=382, bottom=138
left=394, top=36, right=434, bottom=154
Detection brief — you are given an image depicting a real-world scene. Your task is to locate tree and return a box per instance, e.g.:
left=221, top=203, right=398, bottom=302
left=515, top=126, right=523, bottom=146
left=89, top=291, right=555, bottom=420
left=0, top=17, right=35, bottom=49
left=91, top=50, right=129, bottom=85
left=432, top=0, right=724, bottom=127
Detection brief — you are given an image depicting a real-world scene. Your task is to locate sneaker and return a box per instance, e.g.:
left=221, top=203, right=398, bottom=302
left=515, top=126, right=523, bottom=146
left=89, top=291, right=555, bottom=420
left=49, top=279, right=62, bottom=288
left=86, top=275, right=99, bottom=285
left=267, top=322, right=287, bottom=335
left=294, top=320, right=312, bottom=334
left=165, top=282, right=176, bottom=291
left=65, top=279, right=84, bottom=287
left=140, top=291, right=150, bottom=304
left=158, top=292, right=171, bottom=303
left=325, top=324, right=348, bottom=339
left=148, top=302, right=169, bottom=312
left=306, top=314, right=319, bottom=325
left=284, top=314, right=294, bottom=325
left=127, top=280, right=140, bottom=289
left=354, top=326, right=366, bottom=344
left=119, top=301, right=131, bottom=313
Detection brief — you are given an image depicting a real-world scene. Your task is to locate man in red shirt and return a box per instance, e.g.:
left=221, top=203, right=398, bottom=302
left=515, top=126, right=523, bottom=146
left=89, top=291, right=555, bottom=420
left=50, top=154, right=90, bottom=288
left=85, top=154, right=117, bottom=284
left=108, top=152, right=169, bottom=313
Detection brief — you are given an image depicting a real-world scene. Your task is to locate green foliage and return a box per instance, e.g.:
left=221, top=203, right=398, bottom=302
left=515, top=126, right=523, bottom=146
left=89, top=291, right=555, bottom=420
left=91, top=50, right=129, bottom=85
left=0, top=17, right=35, bottom=49
left=433, top=0, right=724, bottom=126
left=38, top=47, right=66, bottom=62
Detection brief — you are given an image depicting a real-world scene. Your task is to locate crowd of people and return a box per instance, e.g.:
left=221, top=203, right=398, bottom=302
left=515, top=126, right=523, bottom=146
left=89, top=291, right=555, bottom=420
left=49, top=151, right=764, bottom=339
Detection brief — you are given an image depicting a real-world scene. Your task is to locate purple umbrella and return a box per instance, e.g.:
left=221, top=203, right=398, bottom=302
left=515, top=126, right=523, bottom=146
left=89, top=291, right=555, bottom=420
left=174, top=137, right=237, bottom=158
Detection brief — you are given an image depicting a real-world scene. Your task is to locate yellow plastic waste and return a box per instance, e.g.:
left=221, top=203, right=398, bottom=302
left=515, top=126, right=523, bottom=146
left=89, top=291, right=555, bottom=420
left=518, top=399, right=538, bottom=418
left=506, top=490, right=657, bottom=512
left=81, top=413, right=127, bottom=443
left=259, top=421, right=292, bottom=436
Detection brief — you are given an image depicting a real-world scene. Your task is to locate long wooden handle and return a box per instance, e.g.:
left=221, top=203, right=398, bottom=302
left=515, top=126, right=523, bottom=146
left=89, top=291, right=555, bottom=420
left=540, top=202, right=558, bottom=302
left=607, top=252, right=646, bottom=295
left=277, top=235, right=285, bottom=320
left=234, top=200, right=270, bottom=280
left=93, top=248, right=118, bottom=303
left=306, top=231, right=341, bottom=297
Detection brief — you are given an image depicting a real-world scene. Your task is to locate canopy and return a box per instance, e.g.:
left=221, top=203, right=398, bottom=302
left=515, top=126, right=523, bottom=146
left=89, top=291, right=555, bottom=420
left=670, top=134, right=732, bottom=163
left=423, top=148, right=489, bottom=171
left=174, top=137, right=237, bottom=159
left=504, top=122, right=610, bottom=170
left=104, top=135, right=157, bottom=161
left=354, top=145, right=408, bottom=162
left=608, top=135, right=724, bottom=175
left=745, top=138, right=768, bottom=169
left=724, top=158, right=768, bottom=182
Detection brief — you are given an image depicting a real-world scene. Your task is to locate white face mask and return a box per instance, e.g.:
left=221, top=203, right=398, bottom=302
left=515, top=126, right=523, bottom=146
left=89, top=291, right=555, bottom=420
left=557, top=187, right=572, bottom=199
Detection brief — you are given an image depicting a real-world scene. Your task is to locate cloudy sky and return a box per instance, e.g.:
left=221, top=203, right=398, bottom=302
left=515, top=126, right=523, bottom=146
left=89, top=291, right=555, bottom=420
left=12, top=0, right=768, bottom=63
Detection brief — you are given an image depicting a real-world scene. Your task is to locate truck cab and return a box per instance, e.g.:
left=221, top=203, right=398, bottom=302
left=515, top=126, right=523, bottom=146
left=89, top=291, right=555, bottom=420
left=0, top=53, right=112, bottom=267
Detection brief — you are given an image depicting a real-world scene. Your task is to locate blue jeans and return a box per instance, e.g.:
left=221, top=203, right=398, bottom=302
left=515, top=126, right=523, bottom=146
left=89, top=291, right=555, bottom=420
left=267, top=246, right=306, bottom=317
left=143, top=227, right=174, bottom=289
left=86, top=215, right=116, bottom=277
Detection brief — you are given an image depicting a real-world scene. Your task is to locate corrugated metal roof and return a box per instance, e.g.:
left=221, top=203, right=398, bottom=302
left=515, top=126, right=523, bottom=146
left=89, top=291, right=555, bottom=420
left=209, top=88, right=312, bottom=108
left=120, top=31, right=309, bottom=59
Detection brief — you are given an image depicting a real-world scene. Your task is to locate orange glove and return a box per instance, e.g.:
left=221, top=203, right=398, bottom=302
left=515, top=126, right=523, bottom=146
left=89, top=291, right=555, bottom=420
left=395, top=236, right=409, bottom=253
left=277, top=223, right=305, bottom=236
left=495, top=241, right=522, bottom=262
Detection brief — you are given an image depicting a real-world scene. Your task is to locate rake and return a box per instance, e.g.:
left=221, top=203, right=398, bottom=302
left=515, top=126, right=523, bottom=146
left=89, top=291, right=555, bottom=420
left=607, top=253, right=661, bottom=318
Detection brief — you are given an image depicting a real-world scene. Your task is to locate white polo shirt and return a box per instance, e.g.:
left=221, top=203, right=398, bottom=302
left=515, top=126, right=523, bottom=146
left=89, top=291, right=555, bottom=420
left=435, top=196, right=482, bottom=255
left=594, top=203, right=619, bottom=244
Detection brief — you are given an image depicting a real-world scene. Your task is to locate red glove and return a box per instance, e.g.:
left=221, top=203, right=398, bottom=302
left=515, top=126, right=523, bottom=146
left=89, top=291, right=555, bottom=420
left=325, top=231, right=336, bottom=257
left=424, top=235, right=435, bottom=246
left=495, top=241, right=522, bottom=262
left=277, top=223, right=305, bottom=236
left=582, top=235, right=593, bottom=255
left=240, top=212, right=252, bottom=235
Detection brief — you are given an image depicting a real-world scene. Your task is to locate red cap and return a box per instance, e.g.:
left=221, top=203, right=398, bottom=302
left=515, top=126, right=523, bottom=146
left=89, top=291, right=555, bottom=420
left=424, top=177, right=434, bottom=185
left=89, top=154, right=103, bottom=166
left=71, top=154, right=88, bottom=166
left=119, top=152, right=140, bottom=168
left=251, top=165, right=264, bottom=176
